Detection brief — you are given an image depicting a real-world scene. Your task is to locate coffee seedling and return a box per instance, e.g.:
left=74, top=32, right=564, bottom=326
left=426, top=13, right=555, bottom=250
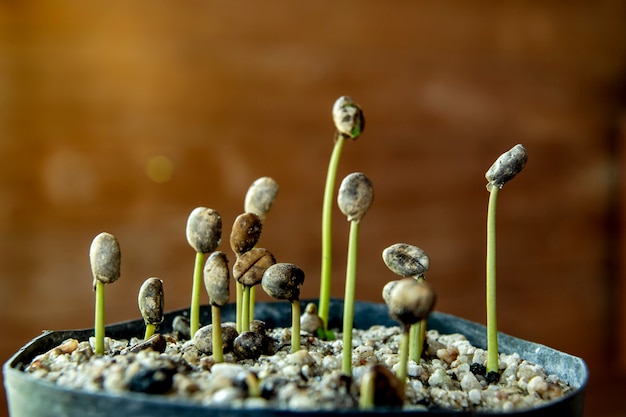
left=484, top=144, right=528, bottom=377
left=89, top=232, right=121, bottom=356
left=233, top=247, right=275, bottom=332
left=244, top=176, right=279, bottom=322
left=230, top=212, right=263, bottom=332
left=337, top=172, right=374, bottom=375
left=204, top=251, right=230, bottom=362
left=186, top=207, right=222, bottom=337
left=382, top=243, right=430, bottom=363
left=137, top=277, right=164, bottom=340
left=383, top=278, right=436, bottom=389
left=261, top=263, right=305, bottom=353
left=319, top=96, right=364, bottom=339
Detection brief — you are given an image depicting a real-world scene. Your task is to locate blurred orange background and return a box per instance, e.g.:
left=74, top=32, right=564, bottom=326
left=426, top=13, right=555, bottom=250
left=1, top=1, right=625, bottom=416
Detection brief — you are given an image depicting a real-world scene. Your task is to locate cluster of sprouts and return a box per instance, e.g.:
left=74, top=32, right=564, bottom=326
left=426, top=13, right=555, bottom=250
left=88, top=96, right=527, bottom=409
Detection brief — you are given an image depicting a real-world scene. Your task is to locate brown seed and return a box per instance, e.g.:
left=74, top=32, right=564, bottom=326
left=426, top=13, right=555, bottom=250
left=138, top=277, right=164, bottom=325
left=485, top=144, right=528, bottom=190
left=230, top=212, right=263, bottom=256
left=244, top=177, right=279, bottom=221
left=204, top=251, right=230, bottom=307
left=360, top=364, right=405, bottom=407
left=382, top=243, right=429, bottom=278
left=126, top=333, right=166, bottom=354
left=233, top=248, right=276, bottom=287
left=89, top=232, right=121, bottom=287
left=337, top=172, right=374, bottom=222
left=233, top=331, right=268, bottom=360
left=186, top=207, right=222, bottom=254
left=386, top=278, right=436, bottom=328
left=193, top=324, right=239, bottom=355
left=261, top=263, right=305, bottom=302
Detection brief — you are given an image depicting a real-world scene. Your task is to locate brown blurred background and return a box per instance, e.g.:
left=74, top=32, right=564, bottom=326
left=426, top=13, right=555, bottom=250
left=1, top=1, right=625, bottom=416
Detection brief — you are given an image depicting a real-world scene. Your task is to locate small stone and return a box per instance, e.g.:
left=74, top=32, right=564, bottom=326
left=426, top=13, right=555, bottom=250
left=468, top=388, right=482, bottom=405
left=172, top=316, right=190, bottom=340
left=128, top=366, right=175, bottom=394
left=193, top=324, right=238, bottom=355
left=460, top=373, right=482, bottom=391
left=527, top=375, right=548, bottom=396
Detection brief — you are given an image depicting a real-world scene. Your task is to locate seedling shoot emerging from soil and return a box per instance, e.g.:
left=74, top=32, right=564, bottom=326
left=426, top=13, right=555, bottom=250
left=319, top=96, right=364, bottom=339
left=203, top=251, right=230, bottom=362
left=138, top=277, right=164, bottom=340
left=186, top=207, right=222, bottom=338
left=337, top=172, right=374, bottom=375
left=383, top=278, right=436, bottom=389
left=484, top=143, right=528, bottom=376
left=382, top=243, right=430, bottom=364
left=262, top=263, right=306, bottom=353
left=89, top=232, right=121, bottom=356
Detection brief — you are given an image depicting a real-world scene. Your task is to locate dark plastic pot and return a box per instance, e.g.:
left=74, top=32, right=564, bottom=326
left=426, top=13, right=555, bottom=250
left=4, top=299, right=587, bottom=416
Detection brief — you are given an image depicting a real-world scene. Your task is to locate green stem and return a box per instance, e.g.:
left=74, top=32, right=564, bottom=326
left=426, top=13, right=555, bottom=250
left=250, top=285, right=256, bottom=322
left=359, top=368, right=375, bottom=410
left=398, top=329, right=410, bottom=390
left=291, top=300, right=301, bottom=353
left=486, top=186, right=499, bottom=373
left=236, top=281, right=243, bottom=333
left=319, top=134, right=345, bottom=334
left=342, top=219, right=359, bottom=375
left=144, top=323, right=156, bottom=340
left=190, top=251, right=205, bottom=338
left=212, top=305, right=224, bottom=362
left=242, top=286, right=250, bottom=332
left=94, top=280, right=105, bottom=356
left=409, top=322, right=418, bottom=363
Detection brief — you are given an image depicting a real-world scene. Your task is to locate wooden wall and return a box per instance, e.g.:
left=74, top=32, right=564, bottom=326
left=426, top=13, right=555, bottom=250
left=1, top=2, right=625, bottom=415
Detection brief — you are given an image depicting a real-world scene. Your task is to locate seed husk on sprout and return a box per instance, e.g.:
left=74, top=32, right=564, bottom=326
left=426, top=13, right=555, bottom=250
left=261, top=263, right=305, bottom=353
left=319, top=96, right=365, bottom=340
left=382, top=243, right=430, bottom=363
left=138, top=277, right=164, bottom=340
left=233, top=248, right=275, bottom=332
left=230, top=212, right=264, bottom=332
left=89, top=232, right=121, bottom=356
left=384, top=277, right=436, bottom=389
left=337, top=172, right=374, bottom=375
left=484, top=144, right=528, bottom=377
left=186, top=207, right=222, bottom=338
left=204, top=251, right=230, bottom=362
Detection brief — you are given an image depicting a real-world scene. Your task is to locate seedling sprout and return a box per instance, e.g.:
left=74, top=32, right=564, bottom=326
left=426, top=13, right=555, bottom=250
left=203, top=251, right=230, bottom=362
left=244, top=176, right=279, bottom=322
left=261, top=263, right=305, bottom=352
left=186, top=207, right=222, bottom=337
left=89, top=232, right=121, bottom=356
left=319, top=96, right=364, bottom=339
left=383, top=277, right=436, bottom=389
left=137, top=277, right=164, bottom=340
left=382, top=243, right=430, bottom=363
left=337, top=172, right=374, bottom=375
left=484, top=143, right=528, bottom=376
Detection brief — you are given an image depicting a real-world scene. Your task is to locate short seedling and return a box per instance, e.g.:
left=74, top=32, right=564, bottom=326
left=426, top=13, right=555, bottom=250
left=233, top=247, right=276, bottom=332
left=359, top=364, right=405, bottom=410
left=186, top=207, right=222, bottom=338
left=383, top=278, right=436, bottom=389
left=89, top=232, right=121, bottom=356
left=244, top=176, right=279, bottom=322
left=137, top=277, right=164, bottom=340
left=337, top=172, right=374, bottom=375
left=319, top=96, right=364, bottom=339
left=203, top=251, right=230, bottom=362
left=484, top=143, right=528, bottom=377
left=261, top=263, right=305, bottom=353
left=382, top=243, right=430, bottom=364
left=230, top=212, right=263, bottom=332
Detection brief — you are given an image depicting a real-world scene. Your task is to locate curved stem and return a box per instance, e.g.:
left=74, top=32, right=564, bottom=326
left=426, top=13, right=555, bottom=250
left=190, top=251, right=205, bottom=338
left=144, top=323, right=156, bottom=340
left=291, top=300, right=301, bottom=352
left=486, top=187, right=499, bottom=373
left=319, top=134, right=345, bottom=334
left=212, top=305, right=224, bottom=362
left=94, top=281, right=105, bottom=356
left=342, top=219, right=359, bottom=375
